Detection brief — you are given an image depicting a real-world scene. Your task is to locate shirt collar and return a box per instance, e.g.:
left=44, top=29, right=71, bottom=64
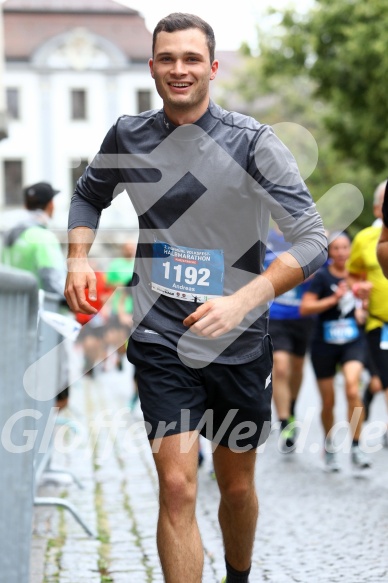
left=162, top=100, right=218, bottom=135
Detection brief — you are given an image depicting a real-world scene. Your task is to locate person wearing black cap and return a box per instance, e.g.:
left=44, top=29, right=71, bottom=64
left=2, top=181, right=66, bottom=295
left=377, top=180, right=388, bottom=278
left=2, top=181, right=70, bottom=409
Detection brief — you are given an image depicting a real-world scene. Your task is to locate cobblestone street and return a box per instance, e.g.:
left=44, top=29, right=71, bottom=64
left=30, top=352, right=388, bottom=583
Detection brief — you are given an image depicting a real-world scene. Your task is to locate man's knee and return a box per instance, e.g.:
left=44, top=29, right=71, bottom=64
left=346, top=386, right=360, bottom=404
left=219, top=480, right=256, bottom=511
left=273, top=360, right=289, bottom=383
left=159, top=471, right=197, bottom=518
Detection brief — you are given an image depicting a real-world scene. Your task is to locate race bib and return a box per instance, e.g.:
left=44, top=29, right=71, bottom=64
left=151, top=241, right=224, bottom=303
left=276, top=287, right=302, bottom=307
left=323, top=318, right=359, bottom=345
left=380, top=324, right=388, bottom=350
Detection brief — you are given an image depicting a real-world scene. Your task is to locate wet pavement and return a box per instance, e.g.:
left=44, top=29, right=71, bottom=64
left=30, top=351, right=388, bottom=582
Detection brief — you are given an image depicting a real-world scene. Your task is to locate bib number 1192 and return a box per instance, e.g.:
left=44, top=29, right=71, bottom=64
left=162, top=262, right=210, bottom=286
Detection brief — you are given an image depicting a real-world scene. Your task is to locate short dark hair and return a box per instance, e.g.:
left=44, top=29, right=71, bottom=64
left=152, top=13, right=216, bottom=63
left=25, top=198, right=47, bottom=211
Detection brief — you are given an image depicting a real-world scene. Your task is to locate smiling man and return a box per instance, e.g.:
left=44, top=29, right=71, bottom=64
left=149, top=26, right=218, bottom=123
left=65, top=13, right=327, bottom=583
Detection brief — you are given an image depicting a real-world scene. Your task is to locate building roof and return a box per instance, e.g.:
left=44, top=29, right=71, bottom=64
left=3, top=0, right=137, bottom=14
left=3, top=0, right=152, bottom=61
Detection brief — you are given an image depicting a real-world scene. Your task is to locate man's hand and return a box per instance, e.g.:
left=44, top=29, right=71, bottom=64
left=332, top=280, right=349, bottom=300
left=183, top=295, right=246, bottom=338
left=351, top=280, right=373, bottom=300
left=65, top=258, right=98, bottom=314
left=183, top=254, right=303, bottom=338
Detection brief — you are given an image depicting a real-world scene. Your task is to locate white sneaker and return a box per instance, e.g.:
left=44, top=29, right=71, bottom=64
left=324, top=450, right=340, bottom=472
left=351, top=445, right=372, bottom=469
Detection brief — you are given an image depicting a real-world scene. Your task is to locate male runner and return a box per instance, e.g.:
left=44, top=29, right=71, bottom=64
left=65, top=13, right=327, bottom=583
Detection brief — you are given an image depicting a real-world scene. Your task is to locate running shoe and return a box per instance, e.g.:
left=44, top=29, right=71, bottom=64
left=279, top=419, right=297, bottom=453
left=351, top=445, right=372, bottom=469
left=324, top=450, right=340, bottom=472
left=287, top=415, right=299, bottom=443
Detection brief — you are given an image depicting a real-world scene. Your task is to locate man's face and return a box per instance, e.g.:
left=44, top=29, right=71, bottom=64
left=328, top=235, right=351, bottom=266
left=149, top=28, right=218, bottom=119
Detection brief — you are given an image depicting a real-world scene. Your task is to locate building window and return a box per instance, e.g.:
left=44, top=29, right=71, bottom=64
left=6, top=88, right=20, bottom=120
left=4, top=160, right=23, bottom=206
left=137, top=90, right=151, bottom=113
left=71, top=89, right=87, bottom=120
left=71, top=159, right=89, bottom=188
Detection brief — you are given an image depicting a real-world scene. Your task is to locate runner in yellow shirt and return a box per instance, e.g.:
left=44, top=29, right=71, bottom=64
left=347, top=180, right=388, bottom=444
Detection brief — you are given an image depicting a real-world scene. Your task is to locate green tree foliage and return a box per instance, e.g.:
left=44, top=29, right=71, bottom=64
left=260, top=0, right=388, bottom=175
left=220, top=0, right=388, bottom=229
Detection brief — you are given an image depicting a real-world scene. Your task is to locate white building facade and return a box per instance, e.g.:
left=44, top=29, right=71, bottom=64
left=0, top=0, right=161, bottom=231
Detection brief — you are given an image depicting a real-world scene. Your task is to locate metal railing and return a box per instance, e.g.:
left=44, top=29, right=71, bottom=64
left=0, top=266, right=94, bottom=583
left=32, top=290, right=94, bottom=537
left=0, top=266, right=39, bottom=583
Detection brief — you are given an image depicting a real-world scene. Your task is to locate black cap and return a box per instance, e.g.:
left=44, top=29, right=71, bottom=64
left=23, top=182, right=60, bottom=206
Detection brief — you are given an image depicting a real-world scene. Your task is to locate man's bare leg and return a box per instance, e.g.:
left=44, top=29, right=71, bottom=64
left=343, top=360, right=364, bottom=440
left=152, top=431, right=203, bottom=583
left=213, top=445, right=258, bottom=572
left=317, top=378, right=335, bottom=437
left=289, top=354, right=305, bottom=407
left=272, top=351, right=292, bottom=420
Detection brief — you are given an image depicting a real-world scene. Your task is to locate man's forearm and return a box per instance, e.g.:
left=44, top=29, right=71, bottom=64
left=377, top=224, right=388, bottom=278
left=183, top=252, right=305, bottom=336
left=67, top=227, right=95, bottom=262
left=234, top=252, right=304, bottom=314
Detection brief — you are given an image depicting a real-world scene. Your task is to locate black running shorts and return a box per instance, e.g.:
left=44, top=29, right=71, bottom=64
left=269, top=318, right=314, bottom=357
left=310, top=336, right=366, bottom=379
left=127, top=335, right=273, bottom=450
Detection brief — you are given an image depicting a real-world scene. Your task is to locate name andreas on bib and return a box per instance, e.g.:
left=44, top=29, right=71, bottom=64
left=151, top=241, right=224, bottom=303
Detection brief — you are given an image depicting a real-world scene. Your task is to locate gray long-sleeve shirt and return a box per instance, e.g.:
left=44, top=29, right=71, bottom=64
left=69, top=100, right=327, bottom=365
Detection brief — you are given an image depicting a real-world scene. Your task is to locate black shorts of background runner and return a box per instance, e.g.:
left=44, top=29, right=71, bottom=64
left=366, top=328, right=388, bottom=389
left=77, top=321, right=106, bottom=340
left=105, top=314, right=132, bottom=336
left=310, top=336, right=366, bottom=379
left=364, top=339, right=381, bottom=378
left=127, top=335, right=273, bottom=450
left=269, top=318, right=314, bottom=357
